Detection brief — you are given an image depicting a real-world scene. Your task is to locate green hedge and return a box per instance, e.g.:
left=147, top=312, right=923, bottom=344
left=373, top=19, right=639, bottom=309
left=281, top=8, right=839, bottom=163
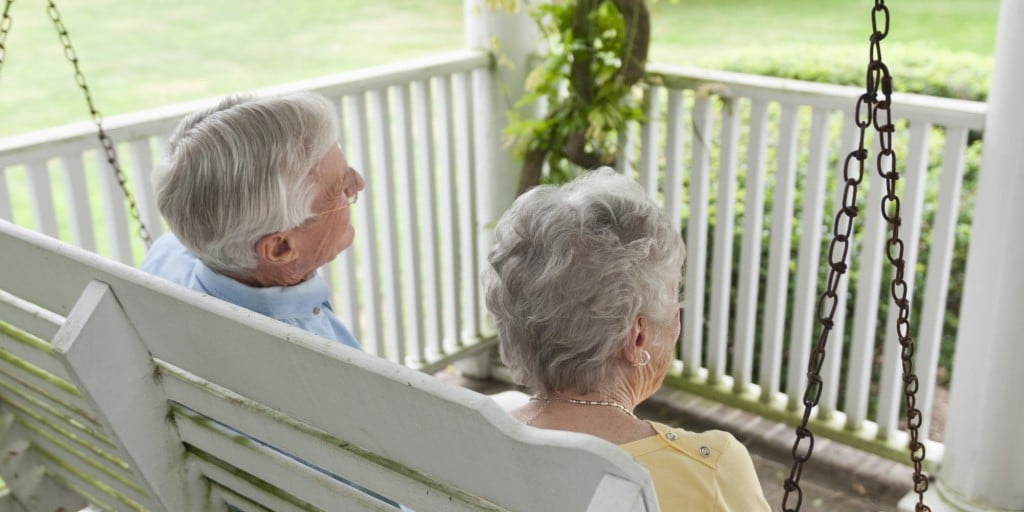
left=697, top=43, right=991, bottom=102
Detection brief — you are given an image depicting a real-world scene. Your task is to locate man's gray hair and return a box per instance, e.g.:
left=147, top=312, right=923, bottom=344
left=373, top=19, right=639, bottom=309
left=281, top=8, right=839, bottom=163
left=153, top=92, right=339, bottom=274
left=483, top=168, right=685, bottom=395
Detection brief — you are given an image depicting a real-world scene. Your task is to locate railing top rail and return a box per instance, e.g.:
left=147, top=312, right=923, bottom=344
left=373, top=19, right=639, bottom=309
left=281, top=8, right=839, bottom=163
left=647, top=63, right=987, bottom=130
left=0, top=50, right=491, bottom=164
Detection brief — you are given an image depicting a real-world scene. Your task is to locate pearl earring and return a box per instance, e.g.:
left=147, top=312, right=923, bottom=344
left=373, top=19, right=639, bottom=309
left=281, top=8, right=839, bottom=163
left=632, top=349, right=651, bottom=367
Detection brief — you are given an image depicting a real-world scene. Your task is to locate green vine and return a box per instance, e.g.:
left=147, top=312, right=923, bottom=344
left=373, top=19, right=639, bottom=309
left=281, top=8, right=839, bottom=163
left=505, top=0, right=653, bottom=194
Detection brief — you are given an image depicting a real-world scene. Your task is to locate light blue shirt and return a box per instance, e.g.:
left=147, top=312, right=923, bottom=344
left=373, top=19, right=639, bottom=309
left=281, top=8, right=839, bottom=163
left=140, top=234, right=361, bottom=351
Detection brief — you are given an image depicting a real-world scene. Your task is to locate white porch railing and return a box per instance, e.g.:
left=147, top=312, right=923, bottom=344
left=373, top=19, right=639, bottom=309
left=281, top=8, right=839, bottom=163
left=0, top=53, right=987, bottom=467
left=0, top=50, right=496, bottom=371
left=629, top=64, right=985, bottom=465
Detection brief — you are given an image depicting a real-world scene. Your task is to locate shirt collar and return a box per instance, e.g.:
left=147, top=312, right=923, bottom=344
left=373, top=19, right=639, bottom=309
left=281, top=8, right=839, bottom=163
left=194, top=262, right=330, bottom=317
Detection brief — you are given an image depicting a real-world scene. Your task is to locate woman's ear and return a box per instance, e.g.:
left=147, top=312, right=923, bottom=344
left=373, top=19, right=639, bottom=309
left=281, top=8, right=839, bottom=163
left=621, top=314, right=649, bottom=363
left=255, top=232, right=299, bottom=265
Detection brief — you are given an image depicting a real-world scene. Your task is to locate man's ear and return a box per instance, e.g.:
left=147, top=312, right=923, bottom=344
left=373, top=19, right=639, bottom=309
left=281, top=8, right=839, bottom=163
left=255, top=232, right=299, bottom=265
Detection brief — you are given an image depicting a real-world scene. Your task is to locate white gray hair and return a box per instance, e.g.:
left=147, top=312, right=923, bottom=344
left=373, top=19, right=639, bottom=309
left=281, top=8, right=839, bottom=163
left=483, top=168, right=685, bottom=395
left=153, top=92, right=338, bottom=274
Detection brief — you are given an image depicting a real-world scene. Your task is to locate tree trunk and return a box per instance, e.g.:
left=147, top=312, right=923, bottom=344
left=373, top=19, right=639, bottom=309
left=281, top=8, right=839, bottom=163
left=516, top=0, right=651, bottom=194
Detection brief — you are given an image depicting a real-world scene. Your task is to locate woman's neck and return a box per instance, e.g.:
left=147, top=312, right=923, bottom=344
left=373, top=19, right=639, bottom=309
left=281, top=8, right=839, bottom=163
left=517, top=389, right=655, bottom=444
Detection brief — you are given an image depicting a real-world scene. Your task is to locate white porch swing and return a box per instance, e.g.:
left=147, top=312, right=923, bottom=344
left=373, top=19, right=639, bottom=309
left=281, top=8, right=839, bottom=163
left=0, top=0, right=1020, bottom=510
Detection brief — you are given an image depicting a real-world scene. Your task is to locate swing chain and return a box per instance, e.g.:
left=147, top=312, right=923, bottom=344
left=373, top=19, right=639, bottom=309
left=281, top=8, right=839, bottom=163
left=0, top=0, right=12, bottom=78
left=781, top=1, right=930, bottom=511
left=45, top=1, right=152, bottom=248
left=871, top=3, right=931, bottom=508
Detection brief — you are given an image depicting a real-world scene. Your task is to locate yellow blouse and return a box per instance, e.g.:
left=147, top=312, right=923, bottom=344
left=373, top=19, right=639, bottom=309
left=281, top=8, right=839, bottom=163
left=620, top=422, right=771, bottom=511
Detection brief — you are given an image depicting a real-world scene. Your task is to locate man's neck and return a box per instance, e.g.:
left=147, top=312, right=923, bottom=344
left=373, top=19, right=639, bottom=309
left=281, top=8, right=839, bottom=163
left=223, top=266, right=314, bottom=288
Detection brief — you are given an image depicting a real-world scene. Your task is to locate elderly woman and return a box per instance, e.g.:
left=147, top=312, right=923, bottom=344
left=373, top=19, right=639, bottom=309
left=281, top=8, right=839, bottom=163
left=484, top=169, right=770, bottom=511
left=142, top=92, right=365, bottom=348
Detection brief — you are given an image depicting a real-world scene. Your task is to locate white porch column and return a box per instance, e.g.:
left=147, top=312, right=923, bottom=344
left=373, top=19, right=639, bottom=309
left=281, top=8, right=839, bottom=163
left=460, top=1, right=538, bottom=376
left=901, top=0, right=1024, bottom=510
left=464, top=0, right=538, bottom=217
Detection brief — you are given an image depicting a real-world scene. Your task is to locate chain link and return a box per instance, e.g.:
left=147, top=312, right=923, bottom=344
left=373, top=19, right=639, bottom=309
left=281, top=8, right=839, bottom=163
left=0, top=0, right=13, bottom=79
left=781, top=1, right=930, bottom=510
left=45, top=1, right=152, bottom=247
left=872, top=1, right=930, bottom=504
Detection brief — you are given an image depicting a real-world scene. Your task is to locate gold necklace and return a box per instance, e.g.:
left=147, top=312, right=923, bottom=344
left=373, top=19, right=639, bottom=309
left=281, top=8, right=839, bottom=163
left=521, top=398, right=550, bottom=426
left=530, top=395, right=638, bottom=420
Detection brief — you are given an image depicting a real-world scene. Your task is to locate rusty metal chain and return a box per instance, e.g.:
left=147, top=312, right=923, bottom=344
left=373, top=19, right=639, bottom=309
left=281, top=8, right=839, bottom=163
left=781, top=1, right=930, bottom=511
left=0, top=0, right=13, bottom=79
left=45, top=0, right=152, bottom=247
left=871, top=2, right=930, bottom=508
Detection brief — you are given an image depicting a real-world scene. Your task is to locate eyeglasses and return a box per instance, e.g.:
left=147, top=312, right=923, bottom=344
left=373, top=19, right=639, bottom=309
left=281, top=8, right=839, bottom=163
left=314, top=190, right=358, bottom=217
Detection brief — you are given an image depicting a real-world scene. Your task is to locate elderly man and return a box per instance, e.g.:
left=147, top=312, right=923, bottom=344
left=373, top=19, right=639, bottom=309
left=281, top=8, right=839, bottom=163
left=142, top=92, right=364, bottom=349
left=139, top=91, right=423, bottom=510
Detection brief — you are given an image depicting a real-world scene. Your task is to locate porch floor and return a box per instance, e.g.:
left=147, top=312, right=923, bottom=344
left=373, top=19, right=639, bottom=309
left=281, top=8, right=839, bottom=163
left=437, top=370, right=914, bottom=512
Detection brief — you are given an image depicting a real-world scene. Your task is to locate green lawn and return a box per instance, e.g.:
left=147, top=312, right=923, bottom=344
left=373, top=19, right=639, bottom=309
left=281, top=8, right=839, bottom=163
left=0, top=0, right=999, bottom=137
left=649, top=0, right=999, bottom=64
left=0, top=0, right=466, bottom=136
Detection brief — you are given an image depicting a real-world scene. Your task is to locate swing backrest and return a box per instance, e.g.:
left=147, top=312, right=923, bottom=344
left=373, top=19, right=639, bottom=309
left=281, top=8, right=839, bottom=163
left=0, top=248, right=158, bottom=507
left=0, top=220, right=660, bottom=512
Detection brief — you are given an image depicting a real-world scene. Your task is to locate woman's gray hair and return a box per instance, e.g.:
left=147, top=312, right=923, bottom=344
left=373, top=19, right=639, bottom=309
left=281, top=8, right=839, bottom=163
left=483, top=168, right=685, bottom=395
left=153, top=92, right=339, bottom=274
